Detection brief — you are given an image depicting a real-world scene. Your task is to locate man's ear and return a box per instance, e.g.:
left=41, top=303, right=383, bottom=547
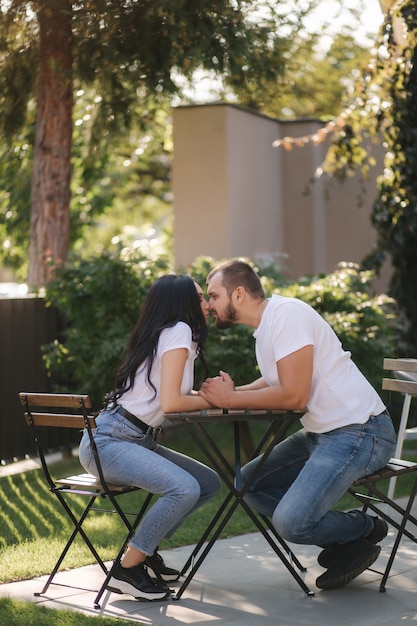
left=233, top=286, right=246, bottom=303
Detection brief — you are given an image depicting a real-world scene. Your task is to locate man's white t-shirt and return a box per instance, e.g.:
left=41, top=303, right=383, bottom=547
left=253, top=295, right=385, bottom=433
left=119, top=321, right=197, bottom=427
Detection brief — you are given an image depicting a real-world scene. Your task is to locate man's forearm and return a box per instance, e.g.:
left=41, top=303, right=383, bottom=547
left=227, top=384, right=306, bottom=411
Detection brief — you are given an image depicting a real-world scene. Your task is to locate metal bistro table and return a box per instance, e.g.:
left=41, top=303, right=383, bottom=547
left=165, top=408, right=314, bottom=599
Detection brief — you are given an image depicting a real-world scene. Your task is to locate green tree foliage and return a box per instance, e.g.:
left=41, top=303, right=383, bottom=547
left=43, top=254, right=399, bottom=409
left=233, top=31, right=374, bottom=119
left=0, top=1, right=376, bottom=283
left=70, top=94, right=173, bottom=259
left=0, top=90, right=172, bottom=278
left=323, top=1, right=417, bottom=355
left=0, top=0, right=311, bottom=284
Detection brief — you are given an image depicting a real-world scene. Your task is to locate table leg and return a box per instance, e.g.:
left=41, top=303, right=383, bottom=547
left=174, top=417, right=314, bottom=599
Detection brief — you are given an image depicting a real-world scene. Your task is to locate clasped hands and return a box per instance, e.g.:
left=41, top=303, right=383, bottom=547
left=199, top=370, right=235, bottom=408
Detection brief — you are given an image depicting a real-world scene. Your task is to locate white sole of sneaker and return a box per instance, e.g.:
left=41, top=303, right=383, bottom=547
left=107, top=577, right=169, bottom=600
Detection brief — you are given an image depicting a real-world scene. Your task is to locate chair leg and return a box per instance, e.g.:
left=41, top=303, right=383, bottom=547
left=349, top=472, right=417, bottom=593
left=348, top=486, right=417, bottom=544
left=36, top=494, right=107, bottom=596
left=379, top=475, right=417, bottom=592
left=93, top=492, right=154, bottom=609
left=387, top=393, right=412, bottom=501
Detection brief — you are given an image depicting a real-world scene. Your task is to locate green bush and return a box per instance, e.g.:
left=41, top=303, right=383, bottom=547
left=43, top=254, right=400, bottom=410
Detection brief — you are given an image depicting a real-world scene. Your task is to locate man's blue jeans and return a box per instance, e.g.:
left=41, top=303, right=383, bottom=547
left=79, top=410, right=221, bottom=556
left=241, top=411, right=396, bottom=547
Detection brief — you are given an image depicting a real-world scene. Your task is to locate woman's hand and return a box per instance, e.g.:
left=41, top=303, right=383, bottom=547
left=219, top=370, right=235, bottom=386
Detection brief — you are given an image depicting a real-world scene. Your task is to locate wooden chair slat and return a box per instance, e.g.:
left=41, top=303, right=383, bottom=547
left=353, top=460, right=417, bottom=486
left=55, top=475, right=135, bottom=493
left=382, top=378, right=417, bottom=395
left=19, top=392, right=92, bottom=409
left=24, top=412, right=96, bottom=429
left=383, top=357, right=417, bottom=373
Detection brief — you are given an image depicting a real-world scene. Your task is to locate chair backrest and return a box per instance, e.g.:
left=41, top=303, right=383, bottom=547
left=19, top=392, right=98, bottom=489
left=383, top=358, right=417, bottom=396
left=19, top=392, right=95, bottom=429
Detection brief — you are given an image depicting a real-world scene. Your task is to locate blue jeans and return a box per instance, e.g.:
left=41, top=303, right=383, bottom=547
left=79, top=410, right=221, bottom=556
left=241, top=411, right=396, bottom=547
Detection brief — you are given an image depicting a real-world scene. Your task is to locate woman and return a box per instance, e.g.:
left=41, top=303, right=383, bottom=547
left=79, top=274, right=220, bottom=601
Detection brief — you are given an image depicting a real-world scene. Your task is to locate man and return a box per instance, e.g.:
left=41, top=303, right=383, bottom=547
left=199, top=259, right=396, bottom=590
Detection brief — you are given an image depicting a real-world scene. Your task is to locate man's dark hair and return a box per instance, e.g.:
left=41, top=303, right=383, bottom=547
left=208, top=259, right=265, bottom=298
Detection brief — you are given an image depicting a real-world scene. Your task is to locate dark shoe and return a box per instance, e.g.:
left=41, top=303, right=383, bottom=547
left=316, top=539, right=381, bottom=590
left=365, top=517, right=388, bottom=543
left=107, top=561, right=170, bottom=600
left=317, top=548, right=335, bottom=569
left=317, top=517, right=388, bottom=568
left=145, top=549, right=180, bottom=582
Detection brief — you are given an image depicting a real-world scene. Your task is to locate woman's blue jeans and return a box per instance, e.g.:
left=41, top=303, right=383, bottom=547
left=241, top=411, right=396, bottom=547
left=79, top=410, right=221, bottom=556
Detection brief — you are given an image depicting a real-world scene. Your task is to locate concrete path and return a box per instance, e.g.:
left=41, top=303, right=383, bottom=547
left=1, top=517, right=417, bottom=626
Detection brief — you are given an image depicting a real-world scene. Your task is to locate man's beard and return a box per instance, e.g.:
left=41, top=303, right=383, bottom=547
left=214, top=302, right=238, bottom=330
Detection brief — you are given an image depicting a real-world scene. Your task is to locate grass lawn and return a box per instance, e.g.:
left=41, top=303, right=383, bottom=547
left=1, top=421, right=416, bottom=625
left=0, top=597, right=148, bottom=626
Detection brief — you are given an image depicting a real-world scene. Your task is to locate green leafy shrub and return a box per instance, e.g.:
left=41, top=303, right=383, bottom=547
left=43, top=254, right=400, bottom=410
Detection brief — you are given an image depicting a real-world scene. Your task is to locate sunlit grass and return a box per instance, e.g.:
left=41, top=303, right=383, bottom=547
left=0, top=597, right=145, bottom=626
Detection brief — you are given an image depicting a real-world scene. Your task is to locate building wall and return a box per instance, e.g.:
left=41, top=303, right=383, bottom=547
left=173, top=104, right=283, bottom=268
left=172, top=103, right=388, bottom=287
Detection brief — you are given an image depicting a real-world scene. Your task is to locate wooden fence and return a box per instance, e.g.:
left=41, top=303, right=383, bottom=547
left=0, top=297, right=78, bottom=464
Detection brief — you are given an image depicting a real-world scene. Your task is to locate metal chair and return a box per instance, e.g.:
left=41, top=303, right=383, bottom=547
left=19, top=391, right=153, bottom=608
left=348, top=358, right=417, bottom=592
left=387, top=365, right=417, bottom=500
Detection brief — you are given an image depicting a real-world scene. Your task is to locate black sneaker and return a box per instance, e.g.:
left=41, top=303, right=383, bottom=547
left=317, top=517, right=388, bottom=569
left=145, top=549, right=180, bottom=582
left=316, top=539, right=381, bottom=590
left=365, top=517, right=389, bottom=544
left=107, top=561, right=170, bottom=601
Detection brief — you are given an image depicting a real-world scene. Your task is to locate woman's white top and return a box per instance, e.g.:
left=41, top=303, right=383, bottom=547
left=119, top=321, right=196, bottom=427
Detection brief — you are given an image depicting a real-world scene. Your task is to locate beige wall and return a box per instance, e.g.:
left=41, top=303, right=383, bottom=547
left=173, top=104, right=283, bottom=267
left=172, top=103, right=388, bottom=287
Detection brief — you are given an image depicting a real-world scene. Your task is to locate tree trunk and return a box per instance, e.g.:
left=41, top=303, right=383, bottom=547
left=28, top=1, right=73, bottom=288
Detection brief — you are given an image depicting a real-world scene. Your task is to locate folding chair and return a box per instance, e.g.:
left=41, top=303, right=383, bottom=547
left=347, top=358, right=417, bottom=592
left=387, top=365, right=417, bottom=500
left=19, top=392, right=153, bottom=608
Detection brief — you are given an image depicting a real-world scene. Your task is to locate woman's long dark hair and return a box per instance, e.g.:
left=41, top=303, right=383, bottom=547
left=107, top=274, right=208, bottom=403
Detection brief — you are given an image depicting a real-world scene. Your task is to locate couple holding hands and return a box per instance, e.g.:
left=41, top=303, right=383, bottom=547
left=79, top=259, right=396, bottom=600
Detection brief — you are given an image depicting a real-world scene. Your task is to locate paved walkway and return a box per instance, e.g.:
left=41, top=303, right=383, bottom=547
left=1, top=508, right=417, bottom=626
